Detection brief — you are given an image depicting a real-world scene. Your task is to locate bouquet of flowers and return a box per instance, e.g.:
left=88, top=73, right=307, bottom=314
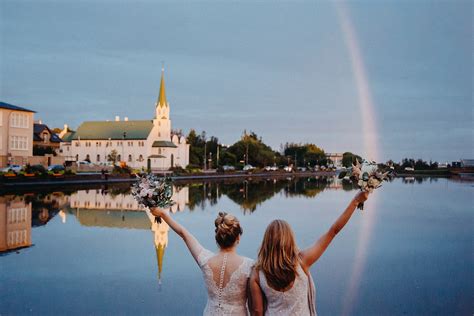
left=339, top=159, right=393, bottom=210
left=131, top=173, right=174, bottom=223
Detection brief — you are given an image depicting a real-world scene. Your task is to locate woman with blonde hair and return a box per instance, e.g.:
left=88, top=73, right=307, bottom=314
left=249, top=191, right=369, bottom=315
left=150, top=208, right=253, bottom=316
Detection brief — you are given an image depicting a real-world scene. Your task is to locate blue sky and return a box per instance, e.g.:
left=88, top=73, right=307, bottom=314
left=1, top=0, right=472, bottom=162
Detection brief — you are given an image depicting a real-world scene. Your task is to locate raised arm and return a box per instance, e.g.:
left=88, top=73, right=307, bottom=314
left=149, top=208, right=204, bottom=264
left=300, top=191, right=369, bottom=268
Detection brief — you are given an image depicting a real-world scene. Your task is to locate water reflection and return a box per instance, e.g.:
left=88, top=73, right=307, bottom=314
left=0, top=196, right=32, bottom=253
left=0, top=176, right=350, bottom=256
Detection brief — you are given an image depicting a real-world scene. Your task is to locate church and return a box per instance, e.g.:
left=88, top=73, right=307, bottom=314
left=60, top=69, right=189, bottom=170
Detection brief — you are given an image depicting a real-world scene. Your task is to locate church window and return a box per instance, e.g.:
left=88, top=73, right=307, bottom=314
left=97, top=154, right=100, bottom=162
left=128, top=154, right=132, bottom=162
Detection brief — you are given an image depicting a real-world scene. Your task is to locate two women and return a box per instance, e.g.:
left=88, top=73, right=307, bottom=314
left=151, top=191, right=369, bottom=315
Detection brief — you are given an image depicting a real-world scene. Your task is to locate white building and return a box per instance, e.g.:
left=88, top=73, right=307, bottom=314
left=60, top=69, right=189, bottom=170
left=0, top=102, right=35, bottom=168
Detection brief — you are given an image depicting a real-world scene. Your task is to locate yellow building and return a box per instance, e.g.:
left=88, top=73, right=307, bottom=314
left=0, top=196, right=32, bottom=252
left=0, top=102, right=35, bottom=168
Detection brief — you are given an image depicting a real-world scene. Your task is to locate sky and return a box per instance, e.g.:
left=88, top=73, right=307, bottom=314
left=1, top=0, right=472, bottom=162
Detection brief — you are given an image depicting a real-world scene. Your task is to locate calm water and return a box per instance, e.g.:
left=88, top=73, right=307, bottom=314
left=1, top=176, right=472, bottom=315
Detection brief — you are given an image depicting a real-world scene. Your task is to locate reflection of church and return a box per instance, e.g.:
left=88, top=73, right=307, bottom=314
left=68, top=186, right=188, bottom=281
left=0, top=196, right=32, bottom=252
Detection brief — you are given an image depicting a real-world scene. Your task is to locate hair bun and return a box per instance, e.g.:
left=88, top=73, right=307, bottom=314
left=214, top=211, right=242, bottom=249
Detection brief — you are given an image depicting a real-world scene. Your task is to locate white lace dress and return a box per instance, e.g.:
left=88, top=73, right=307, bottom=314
left=196, top=246, right=254, bottom=316
left=258, top=264, right=317, bottom=316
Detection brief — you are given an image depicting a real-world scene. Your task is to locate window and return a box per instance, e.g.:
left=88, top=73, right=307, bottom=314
left=10, top=136, right=28, bottom=150
left=128, top=154, right=132, bottom=162
left=117, top=154, right=121, bottom=161
left=10, top=112, right=29, bottom=128
left=97, top=154, right=100, bottom=162
left=43, top=132, right=49, bottom=143
left=158, top=132, right=161, bottom=137
left=139, top=154, right=143, bottom=161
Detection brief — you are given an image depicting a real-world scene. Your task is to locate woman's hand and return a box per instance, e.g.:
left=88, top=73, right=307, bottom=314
left=353, top=191, right=369, bottom=204
left=150, top=207, right=169, bottom=218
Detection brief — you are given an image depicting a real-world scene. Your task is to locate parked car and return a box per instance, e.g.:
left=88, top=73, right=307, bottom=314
left=222, top=165, right=235, bottom=171
left=77, top=161, right=92, bottom=166
left=48, top=164, right=65, bottom=172
left=1, top=164, right=22, bottom=173
left=264, top=166, right=273, bottom=171
left=97, top=162, right=114, bottom=167
left=404, top=167, right=414, bottom=171
left=297, top=167, right=307, bottom=172
left=284, top=166, right=292, bottom=172
left=243, top=164, right=255, bottom=171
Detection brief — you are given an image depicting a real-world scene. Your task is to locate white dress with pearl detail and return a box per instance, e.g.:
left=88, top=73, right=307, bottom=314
left=196, top=246, right=254, bottom=316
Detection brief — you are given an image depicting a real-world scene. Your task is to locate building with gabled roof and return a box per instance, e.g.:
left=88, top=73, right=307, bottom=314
left=59, top=69, right=189, bottom=170
left=33, top=122, right=62, bottom=155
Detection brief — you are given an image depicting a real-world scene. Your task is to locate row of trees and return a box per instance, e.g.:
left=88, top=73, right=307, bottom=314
left=186, top=129, right=331, bottom=169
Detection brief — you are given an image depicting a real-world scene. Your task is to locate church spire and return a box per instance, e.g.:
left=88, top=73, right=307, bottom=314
left=156, top=66, right=168, bottom=108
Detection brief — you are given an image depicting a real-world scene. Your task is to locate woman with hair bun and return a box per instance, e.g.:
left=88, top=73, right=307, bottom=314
left=150, top=208, right=253, bottom=315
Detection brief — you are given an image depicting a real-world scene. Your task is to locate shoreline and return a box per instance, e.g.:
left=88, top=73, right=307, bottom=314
left=1, top=169, right=471, bottom=191
left=0, top=171, right=337, bottom=189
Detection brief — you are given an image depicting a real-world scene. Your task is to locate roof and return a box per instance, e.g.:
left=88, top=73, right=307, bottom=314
left=72, top=120, right=153, bottom=140
left=152, top=140, right=177, bottom=148
left=74, top=209, right=151, bottom=230
left=34, top=123, right=62, bottom=143
left=156, top=69, right=168, bottom=108
left=62, top=131, right=76, bottom=142
left=0, top=101, right=36, bottom=113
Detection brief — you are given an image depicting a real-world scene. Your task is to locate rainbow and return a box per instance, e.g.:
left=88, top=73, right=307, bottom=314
left=335, top=2, right=381, bottom=315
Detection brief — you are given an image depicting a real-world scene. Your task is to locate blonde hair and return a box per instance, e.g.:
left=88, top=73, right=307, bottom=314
left=214, top=212, right=242, bottom=249
left=255, top=219, right=301, bottom=291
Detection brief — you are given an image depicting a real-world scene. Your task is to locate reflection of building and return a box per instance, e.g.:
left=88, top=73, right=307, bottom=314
left=0, top=196, right=32, bottom=252
left=70, top=186, right=188, bottom=214
left=69, top=186, right=188, bottom=282
left=145, top=211, right=169, bottom=283
left=0, top=101, right=35, bottom=168
left=327, top=177, right=343, bottom=190
left=58, top=69, right=189, bottom=170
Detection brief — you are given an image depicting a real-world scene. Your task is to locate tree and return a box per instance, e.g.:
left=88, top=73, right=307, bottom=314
left=283, top=143, right=326, bottom=167
left=342, top=152, right=362, bottom=168
left=226, top=131, right=275, bottom=167
left=107, top=149, right=118, bottom=165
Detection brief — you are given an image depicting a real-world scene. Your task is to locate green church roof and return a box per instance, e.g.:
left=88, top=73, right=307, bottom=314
left=152, top=140, right=177, bottom=148
left=72, top=120, right=153, bottom=140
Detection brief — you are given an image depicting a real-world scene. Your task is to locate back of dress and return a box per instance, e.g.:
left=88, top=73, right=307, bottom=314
left=197, top=246, right=254, bottom=316
left=258, top=264, right=316, bottom=316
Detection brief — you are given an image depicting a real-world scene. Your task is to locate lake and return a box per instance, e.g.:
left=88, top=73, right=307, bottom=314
left=1, top=176, right=472, bottom=315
